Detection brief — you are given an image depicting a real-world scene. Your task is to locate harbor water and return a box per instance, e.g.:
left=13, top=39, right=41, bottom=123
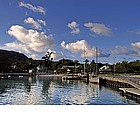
left=0, top=76, right=138, bottom=105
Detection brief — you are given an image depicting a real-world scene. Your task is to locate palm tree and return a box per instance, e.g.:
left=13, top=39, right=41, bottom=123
left=74, top=60, right=79, bottom=74
left=90, top=60, right=96, bottom=73
left=42, top=51, right=54, bottom=70
left=84, top=59, right=89, bottom=73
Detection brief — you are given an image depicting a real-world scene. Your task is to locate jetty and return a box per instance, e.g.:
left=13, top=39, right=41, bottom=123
left=99, top=75, right=140, bottom=89
left=0, top=73, right=34, bottom=78
left=119, top=88, right=140, bottom=95
left=99, top=75, right=140, bottom=102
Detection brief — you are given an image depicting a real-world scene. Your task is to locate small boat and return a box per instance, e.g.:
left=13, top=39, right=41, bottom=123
left=89, top=75, right=99, bottom=84
left=62, top=75, right=81, bottom=80
left=19, top=75, right=23, bottom=78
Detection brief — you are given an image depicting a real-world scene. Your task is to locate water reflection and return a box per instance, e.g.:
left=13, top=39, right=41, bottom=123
left=0, top=76, right=138, bottom=105
left=59, top=82, right=99, bottom=105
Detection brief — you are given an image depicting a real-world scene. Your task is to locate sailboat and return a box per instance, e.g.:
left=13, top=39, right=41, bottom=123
left=89, top=47, right=99, bottom=84
left=89, top=74, right=99, bottom=84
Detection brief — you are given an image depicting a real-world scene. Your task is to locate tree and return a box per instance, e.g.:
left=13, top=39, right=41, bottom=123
left=89, top=60, right=96, bottom=73
left=84, top=59, right=89, bottom=73
left=42, top=51, right=54, bottom=69
left=74, top=60, right=79, bottom=74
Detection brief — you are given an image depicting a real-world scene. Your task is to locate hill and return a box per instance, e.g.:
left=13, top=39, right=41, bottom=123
left=0, top=50, right=29, bottom=72
left=0, top=50, right=28, bottom=63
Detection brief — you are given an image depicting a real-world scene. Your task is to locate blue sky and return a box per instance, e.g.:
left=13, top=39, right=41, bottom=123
left=0, top=0, right=140, bottom=64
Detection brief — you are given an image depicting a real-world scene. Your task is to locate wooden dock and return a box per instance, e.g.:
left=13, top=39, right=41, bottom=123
left=0, top=73, right=34, bottom=78
left=119, top=88, right=140, bottom=95
left=119, top=88, right=140, bottom=102
left=99, top=76, right=140, bottom=102
left=99, top=76, right=140, bottom=90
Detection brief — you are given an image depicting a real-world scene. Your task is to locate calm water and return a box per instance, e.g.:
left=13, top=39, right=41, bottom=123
left=0, top=76, right=138, bottom=105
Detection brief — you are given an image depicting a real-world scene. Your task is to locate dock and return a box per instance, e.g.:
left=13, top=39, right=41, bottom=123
left=0, top=73, right=34, bottom=78
left=119, top=88, right=140, bottom=102
left=119, top=88, right=140, bottom=96
left=99, top=76, right=140, bottom=89
left=99, top=76, right=140, bottom=103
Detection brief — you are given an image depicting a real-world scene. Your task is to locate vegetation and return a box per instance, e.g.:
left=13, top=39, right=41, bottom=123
left=42, top=51, right=53, bottom=69
left=0, top=50, right=140, bottom=74
left=0, top=50, right=29, bottom=73
left=115, top=60, right=140, bottom=74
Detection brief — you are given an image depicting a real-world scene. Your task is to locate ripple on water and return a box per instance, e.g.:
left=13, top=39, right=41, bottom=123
left=0, top=77, right=139, bottom=105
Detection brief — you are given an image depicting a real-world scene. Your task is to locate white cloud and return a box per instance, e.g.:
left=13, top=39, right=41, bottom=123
left=24, top=17, right=46, bottom=30
left=111, top=46, right=131, bottom=55
left=5, top=42, right=31, bottom=54
left=127, top=30, right=140, bottom=35
left=38, top=19, right=46, bottom=26
left=19, top=1, right=46, bottom=15
left=61, top=40, right=110, bottom=58
left=84, top=22, right=112, bottom=36
left=0, top=25, right=65, bottom=60
left=67, top=21, right=80, bottom=34
left=131, top=42, right=140, bottom=56
left=46, top=49, right=65, bottom=60
left=31, top=54, right=39, bottom=60
left=111, top=44, right=140, bottom=56
left=4, top=25, right=55, bottom=58
left=24, top=17, right=42, bottom=30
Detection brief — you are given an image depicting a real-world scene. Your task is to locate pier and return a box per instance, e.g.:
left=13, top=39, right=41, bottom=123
left=119, top=88, right=140, bottom=102
left=99, top=75, right=140, bottom=102
left=100, top=76, right=140, bottom=89
left=0, top=73, right=34, bottom=78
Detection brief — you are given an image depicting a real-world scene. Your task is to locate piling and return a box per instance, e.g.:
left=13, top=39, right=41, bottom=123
left=99, top=76, right=140, bottom=103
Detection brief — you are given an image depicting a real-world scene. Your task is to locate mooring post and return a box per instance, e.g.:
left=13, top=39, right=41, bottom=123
left=87, top=73, right=89, bottom=84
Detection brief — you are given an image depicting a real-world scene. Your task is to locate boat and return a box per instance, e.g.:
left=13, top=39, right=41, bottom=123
left=89, top=75, right=99, bottom=84
left=19, top=75, right=24, bottom=78
left=62, top=74, right=81, bottom=80
left=8, top=75, right=11, bottom=78
left=89, top=47, right=99, bottom=84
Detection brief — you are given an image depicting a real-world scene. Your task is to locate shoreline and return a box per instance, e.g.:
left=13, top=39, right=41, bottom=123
left=37, top=74, right=64, bottom=77
left=0, top=73, right=64, bottom=78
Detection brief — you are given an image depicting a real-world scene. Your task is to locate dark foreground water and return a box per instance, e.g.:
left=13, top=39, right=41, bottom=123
left=0, top=76, right=138, bottom=105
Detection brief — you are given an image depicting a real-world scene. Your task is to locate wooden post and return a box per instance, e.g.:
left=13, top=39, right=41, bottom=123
left=87, top=73, right=89, bottom=84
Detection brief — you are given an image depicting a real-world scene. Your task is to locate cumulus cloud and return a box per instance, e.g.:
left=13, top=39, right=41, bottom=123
left=24, top=17, right=46, bottom=30
left=4, top=25, right=55, bottom=59
left=5, top=42, right=31, bottom=54
left=67, top=21, right=80, bottom=34
left=46, top=49, right=65, bottom=60
left=111, top=44, right=140, bottom=56
left=111, top=46, right=132, bottom=55
left=61, top=40, right=110, bottom=58
left=84, top=22, right=112, bottom=36
left=127, top=30, right=140, bottom=35
left=19, top=1, right=46, bottom=15
left=131, top=42, right=140, bottom=56
left=24, top=17, right=41, bottom=30
left=38, top=19, right=46, bottom=26
left=30, top=54, right=39, bottom=60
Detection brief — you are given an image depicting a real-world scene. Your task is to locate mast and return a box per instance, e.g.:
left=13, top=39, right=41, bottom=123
left=84, top=46, right=86, bottom=74
left=95, top=47, right=98, bottom=75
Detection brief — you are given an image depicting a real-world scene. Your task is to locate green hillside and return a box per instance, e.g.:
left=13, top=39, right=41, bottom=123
left=0, top=50, right=29, bottom=72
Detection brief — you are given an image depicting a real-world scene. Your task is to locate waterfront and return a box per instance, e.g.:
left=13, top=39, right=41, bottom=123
left=0, top=76, right=138, bottom=105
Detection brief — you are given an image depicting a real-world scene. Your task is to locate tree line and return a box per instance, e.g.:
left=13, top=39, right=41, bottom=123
left=0, top=50, right=140, bottom=74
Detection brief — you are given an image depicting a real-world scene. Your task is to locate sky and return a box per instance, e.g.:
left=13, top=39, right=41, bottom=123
left=0, top=0, right=140, bottom=64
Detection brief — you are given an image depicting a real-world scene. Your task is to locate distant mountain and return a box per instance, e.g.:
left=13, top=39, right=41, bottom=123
left=0, top=50, right=29, bottom=72
left=0, top=50, right=29, bottom=63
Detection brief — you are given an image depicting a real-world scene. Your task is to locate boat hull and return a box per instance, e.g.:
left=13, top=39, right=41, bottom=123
left=62, top=75, right=81, bottom=80
left=89, top=76, right=99, bottom=84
